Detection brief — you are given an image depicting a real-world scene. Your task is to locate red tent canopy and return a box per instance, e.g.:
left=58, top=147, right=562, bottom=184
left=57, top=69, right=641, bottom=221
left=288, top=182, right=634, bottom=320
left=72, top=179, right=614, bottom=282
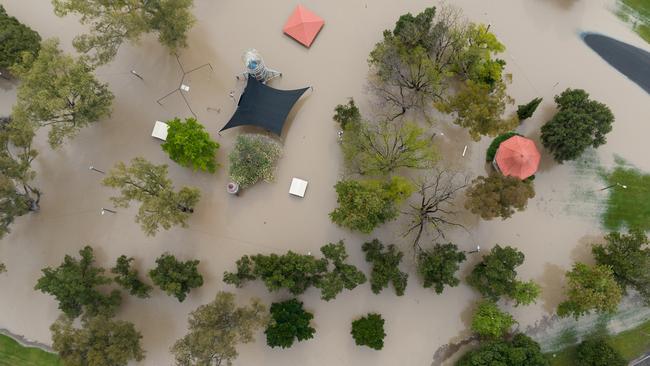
left=283, top=5, right=324, bottom=48
left=495, top=135, right=541, bottom=180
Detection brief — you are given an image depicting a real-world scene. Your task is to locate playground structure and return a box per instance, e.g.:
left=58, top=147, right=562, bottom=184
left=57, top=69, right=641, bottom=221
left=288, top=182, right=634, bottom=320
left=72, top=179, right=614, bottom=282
left=236, top=49, right=282, bottom=84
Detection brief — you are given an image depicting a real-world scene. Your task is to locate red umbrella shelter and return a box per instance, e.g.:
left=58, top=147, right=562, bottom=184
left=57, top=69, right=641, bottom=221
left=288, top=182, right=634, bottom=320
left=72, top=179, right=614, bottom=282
left=283, top=5, right=324, bottom=47
left=495, top=135, right=541, bottom=180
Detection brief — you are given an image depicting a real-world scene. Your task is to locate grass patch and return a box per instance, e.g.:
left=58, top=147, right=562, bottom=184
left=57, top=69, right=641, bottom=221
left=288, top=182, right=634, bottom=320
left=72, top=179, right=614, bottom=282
left=0, top=334, right=61, bottom=366
left=547, top=318, right=650, bottom=366
left=602, top=165, right=650, bottom=231
left=615, top=0, right=650, bottom=43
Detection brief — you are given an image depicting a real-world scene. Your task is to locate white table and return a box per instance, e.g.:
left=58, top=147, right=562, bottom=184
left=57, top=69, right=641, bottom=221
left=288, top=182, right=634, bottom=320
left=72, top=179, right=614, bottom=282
left=289, top=178, right=308, bottom=198
left=151, top=121, right=169, bottom=141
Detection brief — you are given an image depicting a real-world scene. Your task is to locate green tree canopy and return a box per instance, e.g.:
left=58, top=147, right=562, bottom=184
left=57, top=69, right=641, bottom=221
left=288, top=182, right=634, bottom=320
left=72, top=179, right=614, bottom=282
left=315, top=241, right=367, bottom=301
left=10, top=39, right=113, bottom=148
left=485, top=131, right=520, bottom=162
left=148, top=253, right=203, bottom=302
left=541, top=88, right=614, bottom=163
left=171, top=292, right=268, bottom=366
left=465, top=174, right=535, bottom=220
left=467, top=245, right=539, bottom=306
left=437, top=79, right=518, bottom=141
left=162, top=117, right=220, bottom=173
left=576, top=336, right=626, bottom=366
left=51, top=314, right=145, bottom=366
left=228, top=134, right=282, bottom=188
left=350, top=313, right=386, bottom=350
left=110, top=255, right=152, bottom=299
left=333, top=99, right=361, bottom=130
left=0, top=5, right=41, bottom=70
left=592, top=230, right=650, bottom=304
left=102, top=157, right=201, bottom=236
left=517, top=97, right=543, bottom=120
left=265, top=299, right=315, bottom=349
left=362, top=239, right=408, bottom=296
left=557, top=262, right=623, bottom=319
left=417, top=243, right=466, bottom=294
left=330, top=176, right=414, bottom=233
left=51, top=0, right=195, bottom=65
left=34, top=246, right=121, bottom=319
left=456, top=333, right=549, bottom=366
left=471, top=300, right=516, bottom=339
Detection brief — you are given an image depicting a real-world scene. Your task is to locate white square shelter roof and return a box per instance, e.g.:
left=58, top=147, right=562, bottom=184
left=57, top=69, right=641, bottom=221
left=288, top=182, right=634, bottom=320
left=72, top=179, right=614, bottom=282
left=152, top=121, right=169, bottom=141
left=289, top=178, right=308, bottom=197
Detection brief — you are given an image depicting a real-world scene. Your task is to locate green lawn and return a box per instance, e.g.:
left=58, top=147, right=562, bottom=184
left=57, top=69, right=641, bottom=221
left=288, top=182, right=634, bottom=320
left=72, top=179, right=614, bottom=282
left=548, top=319, right=650, bottom=366
left=616, top=0, right=650, bottom=43
left=602, top=165, right=650, bottom=232
left=0, top=334, right=61, bottom=366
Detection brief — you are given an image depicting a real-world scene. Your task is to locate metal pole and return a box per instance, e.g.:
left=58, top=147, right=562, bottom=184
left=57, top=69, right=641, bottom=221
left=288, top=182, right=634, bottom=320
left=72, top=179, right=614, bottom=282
left=466, top=245, right=481, bottom=254
left=130, top=70, right=144, bottom=81
left=599, top=183, right=627, bottom=191
left=101, top=208, right=116, bottom=215
left=89, top=166, right=105, bottom=174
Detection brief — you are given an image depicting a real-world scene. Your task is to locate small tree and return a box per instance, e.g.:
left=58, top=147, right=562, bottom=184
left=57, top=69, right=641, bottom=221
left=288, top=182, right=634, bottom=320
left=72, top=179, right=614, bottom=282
left=148, top=253, right=203, bottom=302
left=541, top=89, right=614, bottom=163
left=417, top=243, right=466, bottom=294
left=576, top=337, right=626, bottom=366
left=52, top=0, right=195, bottom=65
left=265, top=299, right=315, bottom=349
left=223, top=252, right=327, bottom=295
left=362, top=239, right=408, bottom=296
left=111, top=255, right=152, bottom=299
left=351, top=313, right=386, bottom=350
left=162, top=117, right=219, bottom=173
left=465, top=174, right=535, bottom=220
left=228, top=134, right=282, bottom=188
left=456, top=333, right=549, bottom=366
left=171, top=292, right=268, bottom=366
left=0, top=5, right=41, bottom=70
left=517, top=97, right=543, bottom=120
left=102, top=157, right=201, bottom=236
left=315, top=241, right=367, bottom=301
left=471, top=300, right=516, bottom=339
left=467, top=245, right=539, bottom=305
left=11, top=39, right=113, bottom=148
left=592, top=230, right=650, bottom=304
left=437, top=79, right=518, bottom=141
left=34, top=246, right=121, bottom=319
left=557, top=263, right=622, bottom=319
left=330, top=176, right=414, bottom=233
left=333, top=99, right=361, bottom=130
left=51, top=314, right=145, bottom=366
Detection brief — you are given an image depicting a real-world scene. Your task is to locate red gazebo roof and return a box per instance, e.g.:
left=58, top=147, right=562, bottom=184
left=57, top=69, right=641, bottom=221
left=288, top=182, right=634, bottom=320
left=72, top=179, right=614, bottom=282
left=283, top=5, right=324, bottom=48
left=495, top=135, right=541, bottom=180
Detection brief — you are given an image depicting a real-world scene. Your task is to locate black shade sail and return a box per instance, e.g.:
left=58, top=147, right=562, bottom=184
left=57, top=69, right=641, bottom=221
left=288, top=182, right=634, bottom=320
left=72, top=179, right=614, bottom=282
left=220, top=75, right=310, bottom=136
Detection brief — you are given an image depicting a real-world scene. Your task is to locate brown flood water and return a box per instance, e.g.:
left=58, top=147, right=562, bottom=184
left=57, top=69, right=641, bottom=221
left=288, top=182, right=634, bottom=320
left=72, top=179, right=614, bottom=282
left=1, top=0, right=649, bottom=365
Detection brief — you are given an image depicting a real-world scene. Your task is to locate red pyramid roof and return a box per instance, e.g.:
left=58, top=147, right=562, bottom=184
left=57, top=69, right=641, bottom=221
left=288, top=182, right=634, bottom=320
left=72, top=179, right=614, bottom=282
left=495, top=135, right=541, bottom=180
left=283, top=5, right=324, bottom=47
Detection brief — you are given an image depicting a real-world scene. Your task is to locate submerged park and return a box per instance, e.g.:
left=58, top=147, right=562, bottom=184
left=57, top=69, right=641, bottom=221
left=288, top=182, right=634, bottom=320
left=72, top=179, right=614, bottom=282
left=1, top=0, right=650, bottom=365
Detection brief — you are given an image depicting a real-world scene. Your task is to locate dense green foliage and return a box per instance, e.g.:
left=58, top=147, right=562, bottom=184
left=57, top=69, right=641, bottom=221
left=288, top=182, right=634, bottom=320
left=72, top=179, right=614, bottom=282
left=362, top=239, right=408, bottom=296
left=102, top=157, right=201, bottom=236
left=467, top=245, right=539, bottom=305
left=541, top=89, right=614, bottom=163
left=10, top=39, right=113, bottom=148
left=456, top=333, right=549, bottom=366
left=52, top=0, right=195, bottom=65
left=110, top=255, right=152, bottom=299
left=602, top=165, right=650, bottom=232
left=592, top=230, right=650, bottom=304
left=417, top=243, right=466, bottom=294
left=485, top=132, right=520, bottom=162
left=471, top=300, right=516, bottom=339
left=0, top=334, right=62, bottom=366
left=517, top=97, right=543, bottom=120
left=315, top=241, right=367, bottom=301
left=350, top=313, right=386, bottom=350
left=34, top=246, right=121, bottom=319
left=148, top=253, right=203, bottom=302
left=228, top=134, right=282, bottom=188
left=465, top=174, right=535, bottom=220
left=171, top=292, right=268, bottom=366
left=333, top=99, right=361, bottom=130
left=557, top=263, right=623, bottom=319
left=265, top=299, right=315, bottom=349
left=0, top=5, right=41, bottom=70
left=330, top=176, right=414, bottom=233
left=51, top=315, right=144, bottom=366
left=576, top=337, right=626, bottom=366
left=162, top=117, right=220, bottom=173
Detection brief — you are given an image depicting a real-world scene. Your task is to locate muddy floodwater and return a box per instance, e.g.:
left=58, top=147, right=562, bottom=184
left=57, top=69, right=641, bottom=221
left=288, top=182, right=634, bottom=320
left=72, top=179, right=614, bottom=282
left=1, top=0, right=649, bottom=365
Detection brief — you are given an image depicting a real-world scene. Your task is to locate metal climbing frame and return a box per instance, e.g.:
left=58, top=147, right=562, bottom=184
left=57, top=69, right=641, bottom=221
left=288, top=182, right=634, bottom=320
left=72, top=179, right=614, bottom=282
left=235, top=49, right=282, bottom=84
left=156, top=54, right=214, bottom=118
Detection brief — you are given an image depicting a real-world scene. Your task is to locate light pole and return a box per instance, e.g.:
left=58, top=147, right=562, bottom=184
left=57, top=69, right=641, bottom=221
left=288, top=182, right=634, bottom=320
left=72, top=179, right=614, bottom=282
left=89, top=166, right=105, bottom=174
left=130, top=70, right=144, bottom=81
left=600, top=183, right=627, bottom=191
left=101, top=208, right=116, bottom=215
left=466, top=245, right=481, bottom=254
